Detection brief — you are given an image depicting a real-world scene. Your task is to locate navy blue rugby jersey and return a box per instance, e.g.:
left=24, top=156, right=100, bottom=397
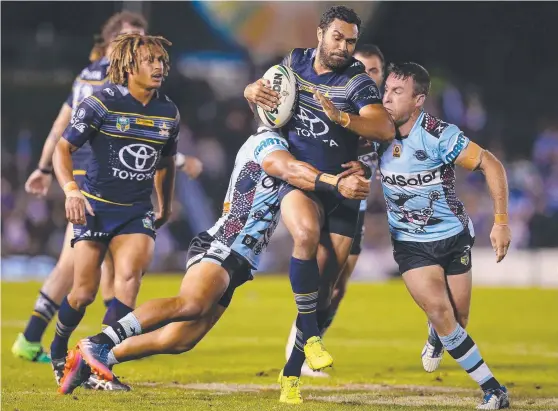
left=66, top=57, right=111, bottom=170
left=281, top=48, right=383, bottom=174
left=62, top=85, right=179, bottom=206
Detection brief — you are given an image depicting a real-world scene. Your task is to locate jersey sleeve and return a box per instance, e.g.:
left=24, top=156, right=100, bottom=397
left=346, top=73, right=383, bottom=112
left=252, top=132, right=289, bottom=166
left=162, top=113, right=180, bottom=157
left=281, top=49, right=295, bottom=68
left=438, top=124, right=470, bottom=164
left=62, top=95, right=106, bottom=148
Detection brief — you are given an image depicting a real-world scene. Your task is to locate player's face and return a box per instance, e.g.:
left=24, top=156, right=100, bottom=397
left=382, top=74, right=425, bottom=126
left=317, top=19, right=359, bottom=70
left=130, top=45, right=165, bottom=90
left=355, top=53, right=384, bottom=87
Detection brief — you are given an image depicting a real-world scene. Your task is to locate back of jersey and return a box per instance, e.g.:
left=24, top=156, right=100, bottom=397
left=67, top=57, right=111, bottom=171
left=206, top=128, right=289, bottom=269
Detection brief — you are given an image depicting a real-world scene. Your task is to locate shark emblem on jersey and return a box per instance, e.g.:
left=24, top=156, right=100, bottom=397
left=385, top=191, right=443, bottom=234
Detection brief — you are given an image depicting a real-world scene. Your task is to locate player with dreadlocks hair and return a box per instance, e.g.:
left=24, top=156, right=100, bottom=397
left=14, top=13, right=201, bottom=390
left=50, top=33, right=181, bottom=395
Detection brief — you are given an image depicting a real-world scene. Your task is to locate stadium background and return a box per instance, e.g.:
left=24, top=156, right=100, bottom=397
left=2, top=1, right=558, bottom=285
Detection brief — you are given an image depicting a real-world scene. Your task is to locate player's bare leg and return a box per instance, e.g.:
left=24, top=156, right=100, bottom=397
left=51, top=240, right=106, bottom=387
left=110, top=305, right=226, bottom=363
left=446, top=270, right=473, bottom=329
left=100, top=250, right=116, bottom=311
left=13, top=222, right=75, bottom=363
left=75, top=261, right=230, bottom=382
left=402, top=266, right=508, bottom=408
left=100, top=235, right=153, bottom=329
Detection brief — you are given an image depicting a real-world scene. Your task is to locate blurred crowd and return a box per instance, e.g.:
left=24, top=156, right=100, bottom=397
left=2, top=63, right=557, bottom=273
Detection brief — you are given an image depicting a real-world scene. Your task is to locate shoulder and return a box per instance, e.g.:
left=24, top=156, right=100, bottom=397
left=159, top=93, right=180, bottom=120
left=76, top=58, right=109, bottom=82
left=289, top=48, right=314, bottom=67
left=251, top=129, right=289, bottom=155
left=344, top=58, right=366, bottom=78
left=419, top=111, right=459, bottom=140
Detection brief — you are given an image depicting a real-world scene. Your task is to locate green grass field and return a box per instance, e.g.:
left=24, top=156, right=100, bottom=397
left=2, top=276, right=557, bottom=410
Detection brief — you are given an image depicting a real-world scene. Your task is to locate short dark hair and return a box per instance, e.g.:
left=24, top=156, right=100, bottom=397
left=319, top=6, right=361, bottom=34
left=355, top=44, right=385, bottom=67
left=387, top=62, right=430, bottom=96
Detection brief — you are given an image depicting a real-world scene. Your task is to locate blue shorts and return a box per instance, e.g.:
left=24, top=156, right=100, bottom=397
left=71, top=196, right=156, bottom=247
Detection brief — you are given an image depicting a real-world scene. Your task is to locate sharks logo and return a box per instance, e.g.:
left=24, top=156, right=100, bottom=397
left=385, top=191, right=443, bottom=234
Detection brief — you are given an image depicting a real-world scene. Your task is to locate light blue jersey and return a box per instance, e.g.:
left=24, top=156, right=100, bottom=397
left=206, top=128, right=288, bottom=269
left=379, top=111, right=474, bottom=242
left=358, top=148, right=379, bottom=212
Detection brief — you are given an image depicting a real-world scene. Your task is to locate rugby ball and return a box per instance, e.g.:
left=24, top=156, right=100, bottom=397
left=256, top=64, right=298, bottom=128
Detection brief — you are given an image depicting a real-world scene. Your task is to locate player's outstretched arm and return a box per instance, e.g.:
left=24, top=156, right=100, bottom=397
left=53, top=138, right=94, bottom=225
left=455, top=142, right=511, bottom=263
left=25, top=103, right=73, bottom=197
left=314, top=90, right=394, bottom=143
left=154, top=155, right=176, bottom=229
left=261, top=150, right=369, bottom=200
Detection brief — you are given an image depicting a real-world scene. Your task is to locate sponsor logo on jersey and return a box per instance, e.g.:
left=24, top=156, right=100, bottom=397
left=112, top=143, right=158, bottom=181
left=136, top=118, right=155, bottom=127
left=116, top=116, right=130, bottom=132
left=80, top=68, right=103, bottom=81
left=242, top=234, right=257, bottom=249
left=445, top=133, right=467, bottom=164
left=393, top=144, right=402, bottom=158
left=381, top=168, right=441, bottom=187
left=253, top=137, right=288, bottom=157
left=103, top=88, right=114, bottom=96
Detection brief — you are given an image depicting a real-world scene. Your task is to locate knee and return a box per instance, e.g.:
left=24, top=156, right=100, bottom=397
left=291, top=223, right=320, bottom=255
left=160, top=336, right=197, bottom=355
left=175, top=297, right=211, bottom=321
left=423, top=300, right=454, bottom=325
left=68, top=289, right=96, bottom=310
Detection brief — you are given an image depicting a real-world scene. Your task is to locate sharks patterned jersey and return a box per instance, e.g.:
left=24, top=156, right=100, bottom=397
left=379, top=111, right=474, bottom=242
left=205, top=128, right=289, bottom=269
left=62, top=85, right=179, bottom=206
left=281, top=48, right=382, bottom=174
left=66, top=57, right=111, bottom=170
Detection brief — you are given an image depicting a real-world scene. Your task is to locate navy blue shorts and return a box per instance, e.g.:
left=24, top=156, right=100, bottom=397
left=350, top=210, right=366, bottom=255
left=392, top=229, right=475, bottom=276
left=278, top=185, right=360, bottom=238
left=71, top=196, right=156, bottom=247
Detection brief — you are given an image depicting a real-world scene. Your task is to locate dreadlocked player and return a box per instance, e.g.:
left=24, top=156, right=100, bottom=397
left=13, top=13, right=202, bottom=374
left=49, top=33, right=180, bottom=394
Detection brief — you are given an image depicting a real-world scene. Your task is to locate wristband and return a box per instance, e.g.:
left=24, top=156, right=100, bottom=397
left=315, top=173, right=340, bottom=193
left=63, top=181, right=79, bottom=195
left=39, top=167, right=52, bottom=175
left=494, top=213, right=508, bottom=225
left=338, top=111, right=351, bottom=128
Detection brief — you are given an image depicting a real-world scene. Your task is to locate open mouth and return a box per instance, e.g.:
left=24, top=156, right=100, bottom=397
left=151, top=73, right=163, bottom=81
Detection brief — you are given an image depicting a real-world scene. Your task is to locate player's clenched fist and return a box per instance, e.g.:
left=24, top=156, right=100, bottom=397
left=244, top=79, right=280, bottom=112
left=337, top=175, right=370, bottom=200
left=63, top=181, right=94, bottom=225
left=490, top=223, right=511, bottom=263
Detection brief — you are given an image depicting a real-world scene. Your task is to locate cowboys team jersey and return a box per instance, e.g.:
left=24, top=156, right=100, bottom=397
left=65, top=57, right=111, bottom=170
left=205, top=128, right=289, bottom=269
left=62, top=85, right=179, bottom=205
left=281, top=48, right=382, bottom=174
left=379, top=111, right=474, bottom=242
